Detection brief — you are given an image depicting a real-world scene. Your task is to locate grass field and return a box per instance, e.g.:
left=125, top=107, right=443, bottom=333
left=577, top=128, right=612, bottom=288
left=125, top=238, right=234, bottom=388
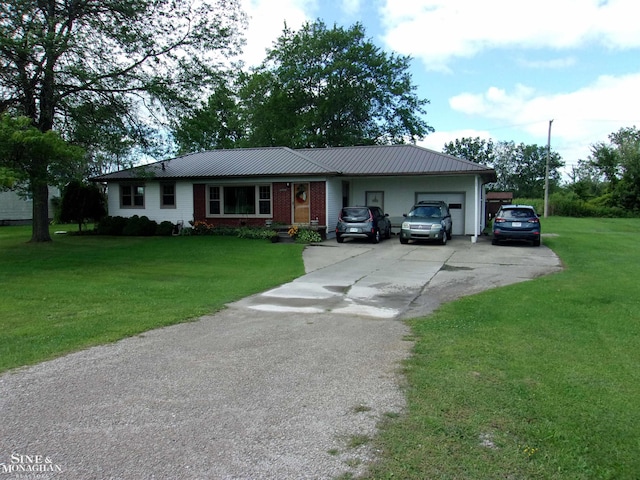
left=364, top=217, right=640, bottom=479
left=0, top=226, right=305, bottom=372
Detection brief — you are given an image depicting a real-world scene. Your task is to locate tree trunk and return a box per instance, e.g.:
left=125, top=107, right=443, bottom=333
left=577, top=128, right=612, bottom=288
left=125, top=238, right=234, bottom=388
left=30, top=182, right=52, bottom=243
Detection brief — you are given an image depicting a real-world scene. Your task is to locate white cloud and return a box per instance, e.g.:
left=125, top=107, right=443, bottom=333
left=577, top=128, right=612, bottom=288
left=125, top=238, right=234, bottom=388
left=418, top=129, right=493, bottom=153
left=517, top=57, right=578, bottom=69
left=340, top=0, right=362, bottom=16
left=239, top=0, right=314, bottom=67
left=445, top=73, right=640, bottom=163
left=379, top=0, right=640, bottom=71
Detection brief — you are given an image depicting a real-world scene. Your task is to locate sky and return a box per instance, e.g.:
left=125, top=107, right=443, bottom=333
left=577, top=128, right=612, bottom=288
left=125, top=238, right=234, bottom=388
left=236, top=0, right=640, bottom=175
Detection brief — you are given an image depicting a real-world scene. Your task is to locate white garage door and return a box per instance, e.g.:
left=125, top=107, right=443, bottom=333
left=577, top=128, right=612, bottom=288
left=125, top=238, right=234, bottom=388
left=416, top=193, right=465, bottom=235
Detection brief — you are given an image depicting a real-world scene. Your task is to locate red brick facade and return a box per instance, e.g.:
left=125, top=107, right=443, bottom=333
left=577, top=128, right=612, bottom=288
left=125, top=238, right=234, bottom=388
left=272, top=182, right=292, bottom=224
left=192, top=181, right=326, bottom=227
left=309, top=181, right=326, bottom=226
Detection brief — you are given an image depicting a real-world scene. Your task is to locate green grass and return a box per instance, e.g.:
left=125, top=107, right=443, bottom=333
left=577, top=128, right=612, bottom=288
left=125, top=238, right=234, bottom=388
left=0, top=226, right=305, bottom=372
left=365, top=217, right=640, bottom=479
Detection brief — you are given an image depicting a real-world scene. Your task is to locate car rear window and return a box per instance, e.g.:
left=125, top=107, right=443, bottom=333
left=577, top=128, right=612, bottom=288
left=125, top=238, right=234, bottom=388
left=341, top=207, right=370, bottom=221
left=500, top=208, right=536, bottom=219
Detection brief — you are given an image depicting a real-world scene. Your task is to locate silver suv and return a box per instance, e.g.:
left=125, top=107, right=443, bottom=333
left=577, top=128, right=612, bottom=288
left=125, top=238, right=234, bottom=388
left=400, top=201, right=452, bottom=245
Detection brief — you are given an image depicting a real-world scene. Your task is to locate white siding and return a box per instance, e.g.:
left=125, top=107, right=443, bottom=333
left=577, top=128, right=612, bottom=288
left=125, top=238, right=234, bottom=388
left=325, top=178, right=344, bottom=239
left=0, top=187, right=59, bottom=224
left=106, top=181, right=194, bottom=225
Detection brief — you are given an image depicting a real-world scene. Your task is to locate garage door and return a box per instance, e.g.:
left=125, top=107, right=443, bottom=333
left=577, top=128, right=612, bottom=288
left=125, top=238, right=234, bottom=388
left=416, top=193, right=465, bottom=235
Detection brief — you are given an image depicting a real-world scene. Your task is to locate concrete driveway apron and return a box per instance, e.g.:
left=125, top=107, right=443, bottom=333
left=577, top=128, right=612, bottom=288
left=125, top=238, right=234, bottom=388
left=234, top=235, right=562, bottom=320
left=0, top=236, right=561, bottom=480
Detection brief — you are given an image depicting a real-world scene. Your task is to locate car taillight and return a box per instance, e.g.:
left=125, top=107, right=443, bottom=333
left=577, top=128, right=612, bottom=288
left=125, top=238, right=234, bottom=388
left=494, top=217, right=505, bottom=223
left=528, top=218, right=540, bottom=223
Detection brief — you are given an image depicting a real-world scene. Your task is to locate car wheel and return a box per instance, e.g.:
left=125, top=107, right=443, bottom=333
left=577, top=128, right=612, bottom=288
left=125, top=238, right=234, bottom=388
left=440, top=232, right=447, bottom=245
left=385, top=225, right=392, bottom=239
left=491, top=237, right=499, bottom=245
left=400, top=237, right=409, bottom=245
left=371, top=229, right=380, bottom=244
left=336, top=234, right=344, bottom=243
left=533, top=237, right=541, bottom=247
left=447, top=229, right=452, bottom=240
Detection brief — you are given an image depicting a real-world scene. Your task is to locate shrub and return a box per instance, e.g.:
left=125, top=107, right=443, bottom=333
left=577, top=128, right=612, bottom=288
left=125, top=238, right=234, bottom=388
left=296, top=228, right=322, bottom=243
left=122, top=215, right=158, bottom=236
left=96, top=216, right=128, bottom=235
left=190, top=220, right=215, bottom=235
left=156, top=221, right=175, bottom=236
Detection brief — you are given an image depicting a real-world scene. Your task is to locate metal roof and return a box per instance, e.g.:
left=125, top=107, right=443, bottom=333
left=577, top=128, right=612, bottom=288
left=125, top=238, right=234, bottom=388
left=92, top=144, right=496, bottom=183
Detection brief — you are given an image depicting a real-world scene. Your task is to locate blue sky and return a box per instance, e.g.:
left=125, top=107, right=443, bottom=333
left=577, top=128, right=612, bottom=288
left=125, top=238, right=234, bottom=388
left=237, top=0, right=640, bottom=175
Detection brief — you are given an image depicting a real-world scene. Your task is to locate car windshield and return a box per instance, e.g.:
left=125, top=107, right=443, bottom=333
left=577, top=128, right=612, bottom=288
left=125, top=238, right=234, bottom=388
left=341, top=208, right=370, bottom=221
left=409, top=206, right=441, bottom=218
left=501, top=208, right=535, bottom=219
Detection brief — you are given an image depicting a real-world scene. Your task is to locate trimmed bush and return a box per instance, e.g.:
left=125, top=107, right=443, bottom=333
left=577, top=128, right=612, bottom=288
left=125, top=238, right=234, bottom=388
left=122, top=215, right=157, bottom=236
left=96, top=216, right=128, bottom=235
left=156, top=221, right=175, bottom=236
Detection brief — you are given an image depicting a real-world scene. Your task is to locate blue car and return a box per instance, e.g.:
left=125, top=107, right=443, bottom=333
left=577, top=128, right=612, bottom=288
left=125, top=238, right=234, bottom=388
left=492, top=204, right=541, bottom=246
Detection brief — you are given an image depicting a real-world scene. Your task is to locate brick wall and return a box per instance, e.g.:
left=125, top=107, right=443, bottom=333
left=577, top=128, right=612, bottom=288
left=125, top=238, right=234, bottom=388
left=192, top=181, right=326, bottom=227
left=193, top=184, right=206, bottom=222
left=272, top=182, right=291, bottom=224
left=310, top=181, right=326, bottom=225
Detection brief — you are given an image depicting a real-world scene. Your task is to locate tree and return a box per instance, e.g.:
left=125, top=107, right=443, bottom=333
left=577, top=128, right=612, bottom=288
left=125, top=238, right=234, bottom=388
left=567, top=159, right=607, bottom=200
left=173, top=76, right=244, bottom=153
left=0, top=115, right=85, bottom=239
left=59, top=180, right=107, bottom=232
left=0, top=0, right=246, bottom=241
left=175, top=20, right=433, bottom=150
left=589, top=126, right=640, bottom=210
left=443, top=137, right=495, bottom=164
left=490, top=141, right=563, bottom=197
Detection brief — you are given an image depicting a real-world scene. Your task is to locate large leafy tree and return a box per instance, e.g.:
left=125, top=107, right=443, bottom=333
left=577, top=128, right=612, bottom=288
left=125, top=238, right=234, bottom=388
left=589, top=126, right=640, bottom=210
left=173, top=76, right=244, bottom=153
left=174, top=20, right=433, bottom=151
left=443, top=137, right=563, bottom=197
left=0, top=0, right=245, bottom=241
left=443, top=137, right=495, bottom=165
left=492, top=142, right=564, bottom=197
left=0, top=115, right=85, bottom=239
left=247, top=20, right=433, bottom=147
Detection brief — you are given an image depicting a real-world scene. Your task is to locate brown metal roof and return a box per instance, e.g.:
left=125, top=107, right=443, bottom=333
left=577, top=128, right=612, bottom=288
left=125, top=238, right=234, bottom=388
left=92, top=144, right=497, bottom=183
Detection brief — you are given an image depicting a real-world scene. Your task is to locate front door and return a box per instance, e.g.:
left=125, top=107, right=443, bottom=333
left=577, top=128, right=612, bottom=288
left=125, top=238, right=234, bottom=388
left=293, top=183, right=310, bottom=224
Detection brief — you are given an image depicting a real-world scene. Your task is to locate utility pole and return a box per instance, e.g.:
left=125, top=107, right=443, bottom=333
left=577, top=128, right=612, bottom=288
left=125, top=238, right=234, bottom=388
left=544, top=119, right=553, bottom=218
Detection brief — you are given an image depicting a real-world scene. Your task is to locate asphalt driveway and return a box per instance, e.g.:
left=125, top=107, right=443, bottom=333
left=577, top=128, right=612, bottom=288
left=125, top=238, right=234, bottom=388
left=0, top=236, right=562, bottom=479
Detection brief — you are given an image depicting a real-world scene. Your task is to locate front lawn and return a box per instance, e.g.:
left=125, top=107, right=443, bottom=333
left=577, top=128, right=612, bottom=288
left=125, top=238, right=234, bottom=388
left=0, top=226, right=305, bottom=373
left=365, top=217, right=640, bottom=479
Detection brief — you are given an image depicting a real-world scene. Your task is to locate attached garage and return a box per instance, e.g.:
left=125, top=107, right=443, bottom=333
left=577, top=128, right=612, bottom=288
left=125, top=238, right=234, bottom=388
left=416, top=193, right=465, bottom=235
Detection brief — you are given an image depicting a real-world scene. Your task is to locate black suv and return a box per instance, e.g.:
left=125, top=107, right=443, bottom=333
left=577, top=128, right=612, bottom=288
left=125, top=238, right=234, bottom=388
left=335, top=206, right=392, bottom=244
left=492, top=204, right=541, bottom=246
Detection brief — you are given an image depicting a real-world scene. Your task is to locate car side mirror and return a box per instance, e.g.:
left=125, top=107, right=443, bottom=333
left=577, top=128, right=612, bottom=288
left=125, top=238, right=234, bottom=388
left=385, top=213, right=389, bottom=217
left=402, top=213, right=407, bottom=217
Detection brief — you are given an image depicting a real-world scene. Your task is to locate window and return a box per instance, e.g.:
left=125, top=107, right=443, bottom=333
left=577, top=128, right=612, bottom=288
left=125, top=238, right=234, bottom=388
left=208, top=185, right=271, bottom=216
left=161, top=183, right=176, bottom=208
left=259, top=186, right=271, bottom=214
left=225, top=186, right=255, bottom=214
left=209, top=186, right=221, bottom=214
left=121, top=184, right=145, bottom=208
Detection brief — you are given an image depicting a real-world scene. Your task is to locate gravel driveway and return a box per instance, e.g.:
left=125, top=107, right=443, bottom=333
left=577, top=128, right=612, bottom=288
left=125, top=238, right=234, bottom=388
left=0, top=236, right=561, bottom=479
